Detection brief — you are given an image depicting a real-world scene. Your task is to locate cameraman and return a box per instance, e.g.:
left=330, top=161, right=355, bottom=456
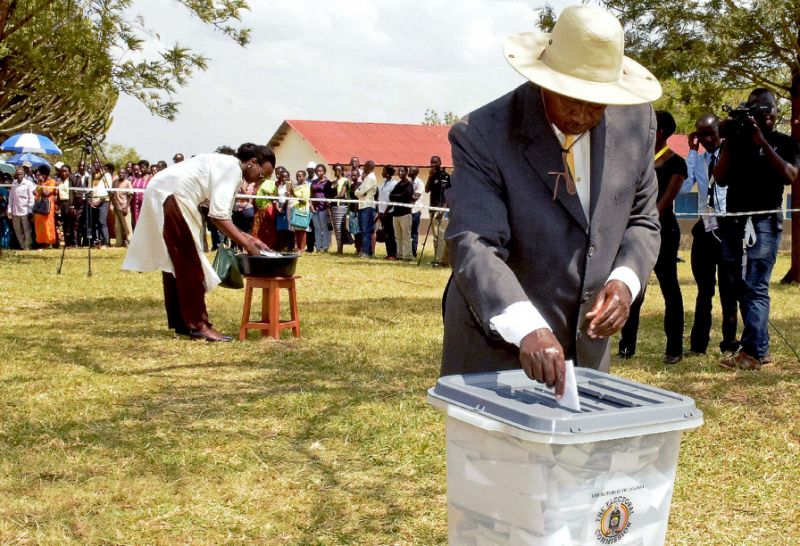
left=714, top=88, right=799, bottom=370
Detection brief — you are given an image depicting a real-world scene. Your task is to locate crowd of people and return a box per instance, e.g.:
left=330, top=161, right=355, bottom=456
left=0, top=149, right=454, bottom=267
left=617, top=88, right=797, bottom=372
left=224, top=152, right=452, bottom=265
left=0, top=157, right=175, bottom=251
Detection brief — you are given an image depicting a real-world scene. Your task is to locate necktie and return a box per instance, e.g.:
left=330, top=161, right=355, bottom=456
left=563, top=134, right=576, bottom=181
left=707, top=153, right=718, bottom=208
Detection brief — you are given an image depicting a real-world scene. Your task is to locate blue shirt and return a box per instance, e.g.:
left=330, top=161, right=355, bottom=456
left=681, top=148, right=727, bottom=214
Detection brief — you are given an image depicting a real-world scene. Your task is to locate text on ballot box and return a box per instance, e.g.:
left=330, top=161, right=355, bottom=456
left=428, top=369, right=703, bottom=545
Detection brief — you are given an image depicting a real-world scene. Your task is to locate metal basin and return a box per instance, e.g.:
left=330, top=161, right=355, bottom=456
left=236, top=253, right=299, bottom=278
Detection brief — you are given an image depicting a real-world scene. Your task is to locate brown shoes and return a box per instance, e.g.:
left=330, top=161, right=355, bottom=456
left=719, top=350, right=761, bottom=371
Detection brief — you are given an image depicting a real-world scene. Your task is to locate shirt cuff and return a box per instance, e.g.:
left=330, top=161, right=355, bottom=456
left=489, top=301, right=551, bottom=348
left=607, top=266, right=641, bottom=301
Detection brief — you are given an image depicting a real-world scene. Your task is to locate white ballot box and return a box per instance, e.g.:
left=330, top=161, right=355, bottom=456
left=428, top=369, right=703, bottom=546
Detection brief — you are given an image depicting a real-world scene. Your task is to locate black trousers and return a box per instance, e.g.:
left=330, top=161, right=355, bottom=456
left=689, top=220, right=739, bottom=352
left=620, top=220, right=684, bottom=357
left=380, top=212, right=396, bottom=257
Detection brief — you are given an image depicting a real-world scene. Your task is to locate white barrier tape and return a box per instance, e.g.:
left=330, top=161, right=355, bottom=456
left=674, top=209, right=798, bottom=218
left=2, top=183, right=795, bottom=217
left=0, top=183, right=451, bottom=213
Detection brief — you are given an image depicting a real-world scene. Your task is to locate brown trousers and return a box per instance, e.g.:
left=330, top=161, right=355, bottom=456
left=162, top=195, right=210, bottom=331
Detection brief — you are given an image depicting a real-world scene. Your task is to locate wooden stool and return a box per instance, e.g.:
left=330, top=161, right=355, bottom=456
left=239, top=275, right=301, bottom=340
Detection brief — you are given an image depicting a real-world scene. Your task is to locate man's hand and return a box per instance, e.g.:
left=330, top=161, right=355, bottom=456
left=745, top=117, right=768, bottom=148
left=687, top=132, right=699, bottom=151
left=585, top=280, right=632, bottom=339
left=519, top=329, right=565, bottom=398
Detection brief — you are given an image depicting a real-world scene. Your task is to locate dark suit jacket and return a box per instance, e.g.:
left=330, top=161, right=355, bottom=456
left=441, top=83, right=660, bottom=375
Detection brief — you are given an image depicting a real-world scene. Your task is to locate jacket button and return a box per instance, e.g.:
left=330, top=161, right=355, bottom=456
left=588, top=245, right=595, bottom=257
left=581, top=290, right=592, bottom=303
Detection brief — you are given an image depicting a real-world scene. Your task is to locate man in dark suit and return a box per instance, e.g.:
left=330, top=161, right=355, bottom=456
left=441, top=5, right=662, bottom=397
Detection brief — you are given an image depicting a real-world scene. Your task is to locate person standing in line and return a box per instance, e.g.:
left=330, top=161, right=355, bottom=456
left=426, top=155, right=451, bottom=267
left=7, top=167, right=36, bottom=250
left=33, top=165, right=58, bottom=249
left=231, top=176, right=257, bottom=245
left=716, top=88, right=799, bottom=370
left=618, top=111, right=686, bottom=364
left=0, top=178, right=11, bottom=249
left=391, top=166, right=415, bottom=261
left=310, top=163, right=333, bottom=253
left=330, top=164, right=350, bottom=254
left=90, top=163, right=112, bottom=248
left=354, top=160, right=378, bottom=257
left=377, top=165, right=398, bottom=260
left=73, top=161, right=90, bottom=246
left=304, top=161, right=317, bottom=253
left=274, top=168, right=294, bottom=252
left=681, top=113, right=739, bottom=356
left=123, top=143, right=274, bottom=342
left=172, top=153, right=185, bottom=164
left=130, top=163, right=147, bottom=229
left=289, top=169, right=312, bottom=253
left=253, top=167, right=279, bottom=249
left=54, top=162, right=70, bottom=244
left=408, top=167, right=425, bottom=257
left=111, top=167, right=133, bottom=247
left=348, top=168, right=363, bottom=255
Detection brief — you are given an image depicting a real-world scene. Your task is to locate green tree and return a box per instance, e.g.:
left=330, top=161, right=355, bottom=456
left=422, top=109, right=460, bottom=125
left=539, top=0, right=800, bottom=282
left=0, top=0, right=251, bottom=151
left=0, top=1, right=117, bottom=149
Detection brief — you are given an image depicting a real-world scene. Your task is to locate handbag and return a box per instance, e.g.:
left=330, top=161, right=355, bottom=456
left=289, top=207, right=311, bottom=230
left=348, top=212, right=360, bottom=235
left=212, top=244, right=243, bottom=289
left=33, top=196, right=51, bottom=215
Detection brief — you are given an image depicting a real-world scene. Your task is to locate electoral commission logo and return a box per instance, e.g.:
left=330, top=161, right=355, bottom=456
left=595, top=496, right=634, bottom=544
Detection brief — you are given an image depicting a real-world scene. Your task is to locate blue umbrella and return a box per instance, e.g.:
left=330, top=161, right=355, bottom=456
left=1, top=132, right=62, bottom=155
left=6, top=152, right=50, bottom=168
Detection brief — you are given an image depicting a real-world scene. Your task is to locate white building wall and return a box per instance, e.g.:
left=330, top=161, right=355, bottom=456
left=271, top=129, right=326, bottom=180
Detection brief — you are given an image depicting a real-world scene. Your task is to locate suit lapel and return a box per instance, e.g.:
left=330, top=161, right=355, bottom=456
left=589, top=113, right=608, bottom=223
left=516, top=86, right=589, bottom=232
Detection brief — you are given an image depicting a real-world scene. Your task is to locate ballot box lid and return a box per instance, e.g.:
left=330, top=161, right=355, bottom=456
left=428, top=369, right=703, bottom=443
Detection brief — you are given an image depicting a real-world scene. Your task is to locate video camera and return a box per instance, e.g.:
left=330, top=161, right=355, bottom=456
left=719, top=102, right=772, bottom=139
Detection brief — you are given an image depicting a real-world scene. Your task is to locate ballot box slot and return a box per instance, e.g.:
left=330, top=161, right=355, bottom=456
left=491, top=385, right=567, bottom=410
left=585, top=380, right=683, bottom=404
left=577, top=385, right=651, bottom=408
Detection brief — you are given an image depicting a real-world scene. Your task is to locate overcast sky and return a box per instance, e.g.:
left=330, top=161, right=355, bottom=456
left=107, top=0, right=577, bottom=160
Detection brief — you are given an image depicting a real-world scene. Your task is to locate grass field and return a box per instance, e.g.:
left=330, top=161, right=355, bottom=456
left=0, top=247, right=798, bottom=545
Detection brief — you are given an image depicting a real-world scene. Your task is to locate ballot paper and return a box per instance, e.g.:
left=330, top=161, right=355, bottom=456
left=539, top=359, right=580, bottom=411
left=259, top=249, right=284, bottom=257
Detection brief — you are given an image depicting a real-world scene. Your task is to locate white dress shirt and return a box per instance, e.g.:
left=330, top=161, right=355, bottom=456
left=377, top=177, right=397, bottom=213
left=488, top=128, right=642, bottom=347
left=411, top=177, right=425, bottom=214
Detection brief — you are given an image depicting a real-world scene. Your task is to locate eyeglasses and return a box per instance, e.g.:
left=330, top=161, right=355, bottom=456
left=252, top=161, right=268, bottom=181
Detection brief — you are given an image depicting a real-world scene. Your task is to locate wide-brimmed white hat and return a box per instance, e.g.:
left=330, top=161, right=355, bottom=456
left=504, top=5, right=661, bottom=105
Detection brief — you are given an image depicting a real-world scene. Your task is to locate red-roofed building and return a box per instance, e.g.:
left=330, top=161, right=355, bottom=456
left=267, top=120, right=452, bottom=177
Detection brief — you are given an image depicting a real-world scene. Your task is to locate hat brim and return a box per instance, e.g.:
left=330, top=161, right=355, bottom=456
left=504, top=32, right=662, bottom=106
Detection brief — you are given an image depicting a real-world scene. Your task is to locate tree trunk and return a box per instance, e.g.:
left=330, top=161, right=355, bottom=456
left=781, top=47, right=800, bottom=283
